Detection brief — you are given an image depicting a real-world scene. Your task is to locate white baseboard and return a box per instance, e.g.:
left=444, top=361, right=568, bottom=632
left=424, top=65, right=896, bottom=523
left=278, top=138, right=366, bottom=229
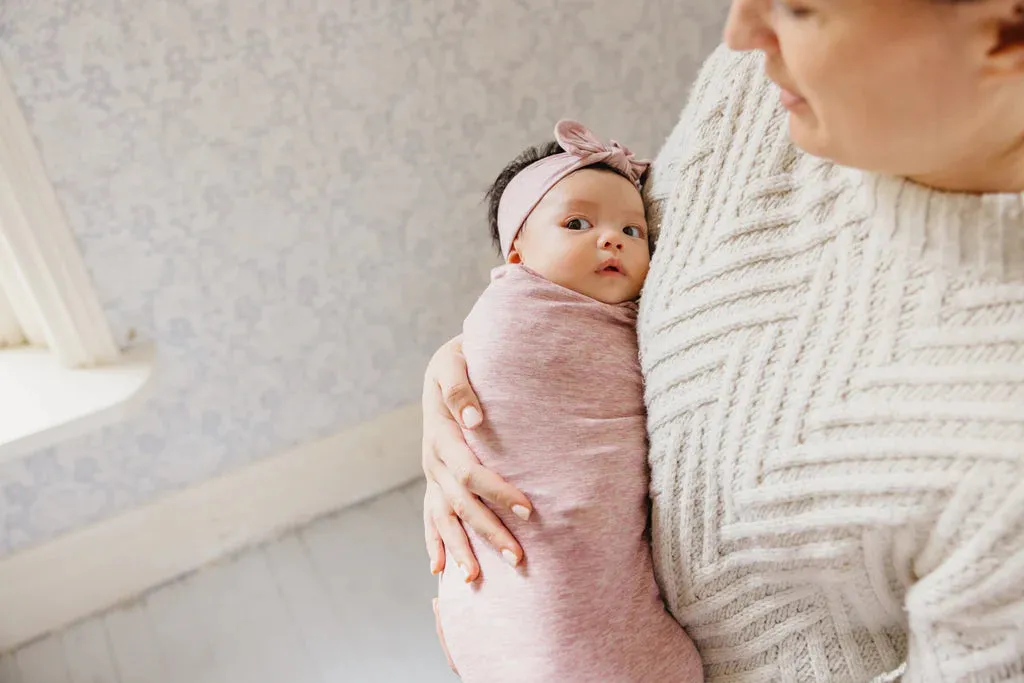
left=0, top=402, right=424, bottom=653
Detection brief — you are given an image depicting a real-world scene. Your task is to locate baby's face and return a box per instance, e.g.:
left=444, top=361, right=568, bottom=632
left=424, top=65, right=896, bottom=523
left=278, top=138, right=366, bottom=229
left=508, top=168, right=650, bottom=305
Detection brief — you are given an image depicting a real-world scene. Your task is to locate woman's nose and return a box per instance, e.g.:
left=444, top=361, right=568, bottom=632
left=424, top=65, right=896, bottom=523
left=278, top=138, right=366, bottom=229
left=723, top=0, right=778, bottom=52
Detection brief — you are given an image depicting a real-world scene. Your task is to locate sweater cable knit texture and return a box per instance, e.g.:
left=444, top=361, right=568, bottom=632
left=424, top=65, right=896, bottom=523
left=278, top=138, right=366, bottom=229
left=639, top=46, right=1024, bottom=683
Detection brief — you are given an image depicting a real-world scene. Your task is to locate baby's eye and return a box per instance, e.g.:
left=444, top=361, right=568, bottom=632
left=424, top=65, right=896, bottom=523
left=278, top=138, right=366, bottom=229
left=623, top=226, right=643, bottom=238
left=565, top=217, right=592, bottom=231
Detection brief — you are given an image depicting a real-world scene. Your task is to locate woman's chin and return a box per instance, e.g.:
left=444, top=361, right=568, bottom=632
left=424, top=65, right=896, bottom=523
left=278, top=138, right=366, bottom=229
left=786, top=114, right=831, bottom=161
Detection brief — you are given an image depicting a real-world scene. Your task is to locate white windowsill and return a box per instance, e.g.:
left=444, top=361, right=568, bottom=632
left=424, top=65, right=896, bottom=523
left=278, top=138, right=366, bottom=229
left=0, top=344, right=155, bottom=463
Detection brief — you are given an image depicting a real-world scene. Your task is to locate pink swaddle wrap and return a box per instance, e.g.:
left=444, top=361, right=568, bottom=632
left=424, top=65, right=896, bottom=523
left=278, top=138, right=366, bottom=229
left=437, top=265, right=703, bottom=682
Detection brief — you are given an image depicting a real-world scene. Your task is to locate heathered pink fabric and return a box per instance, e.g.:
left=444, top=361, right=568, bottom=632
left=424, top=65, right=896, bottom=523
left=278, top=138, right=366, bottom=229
left=437, top=265, right=703, bottom=683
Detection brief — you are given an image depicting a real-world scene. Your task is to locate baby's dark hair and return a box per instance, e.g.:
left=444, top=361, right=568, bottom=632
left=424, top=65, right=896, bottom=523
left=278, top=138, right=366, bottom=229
left=485, top=142, right=625, bottom=256
left=484, top=141, right=562, bottom=255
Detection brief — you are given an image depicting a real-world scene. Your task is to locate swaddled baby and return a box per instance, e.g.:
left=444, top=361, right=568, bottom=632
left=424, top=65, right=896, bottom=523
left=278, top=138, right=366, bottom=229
left=436, top=120, right=703, bottom=682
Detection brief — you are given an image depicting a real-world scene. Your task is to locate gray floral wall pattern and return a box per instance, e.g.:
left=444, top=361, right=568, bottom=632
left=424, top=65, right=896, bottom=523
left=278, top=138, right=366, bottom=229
left=0, top=0, right=727, bottom=558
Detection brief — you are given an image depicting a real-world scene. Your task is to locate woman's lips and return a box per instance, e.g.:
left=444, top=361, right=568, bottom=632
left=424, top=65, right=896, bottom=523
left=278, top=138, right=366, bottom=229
left=779, top=87, right=806, bottom=110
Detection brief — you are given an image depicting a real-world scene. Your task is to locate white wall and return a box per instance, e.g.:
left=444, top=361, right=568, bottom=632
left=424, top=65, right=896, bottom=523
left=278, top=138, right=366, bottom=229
left=0, top=0, right=727, bottom=559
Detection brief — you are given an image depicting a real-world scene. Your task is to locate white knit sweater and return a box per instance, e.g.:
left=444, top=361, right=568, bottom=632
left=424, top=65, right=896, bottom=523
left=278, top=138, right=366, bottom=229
left=639, top=46, right=1024, bottom=683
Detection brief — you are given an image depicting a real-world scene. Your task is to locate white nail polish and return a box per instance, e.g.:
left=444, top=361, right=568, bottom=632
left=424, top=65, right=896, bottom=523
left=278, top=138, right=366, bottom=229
left=512, top=505, right=531, bottom=521
left=459, top=563, right=471, bottom=582
left=461, top=406, right=482, bottom=428
left=502, top=549, right=518, bottom=567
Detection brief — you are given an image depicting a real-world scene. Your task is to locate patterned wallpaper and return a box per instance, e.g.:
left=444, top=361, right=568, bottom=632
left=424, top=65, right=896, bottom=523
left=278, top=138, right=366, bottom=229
left=0, top=0, right=727, bottom=558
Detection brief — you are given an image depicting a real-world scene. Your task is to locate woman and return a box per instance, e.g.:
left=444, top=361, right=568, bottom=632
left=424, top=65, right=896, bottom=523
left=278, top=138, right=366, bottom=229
left=421, top=0, right=1024, bottom=681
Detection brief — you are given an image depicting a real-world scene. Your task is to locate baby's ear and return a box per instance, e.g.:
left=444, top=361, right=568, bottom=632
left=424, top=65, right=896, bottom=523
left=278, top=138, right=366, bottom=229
left=507, top=240, right=523, bottom=264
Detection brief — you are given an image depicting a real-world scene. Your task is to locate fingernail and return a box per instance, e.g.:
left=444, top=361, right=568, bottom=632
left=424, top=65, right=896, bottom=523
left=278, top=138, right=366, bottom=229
left=512, top=504, right=531, bottom=521
left=458, top=563, right=471, bottom=582
left=431, top=562, right=440, bottom=575
left=461, top=406, right=482, bottom=428
left=502, top=549, right=519, bottom=567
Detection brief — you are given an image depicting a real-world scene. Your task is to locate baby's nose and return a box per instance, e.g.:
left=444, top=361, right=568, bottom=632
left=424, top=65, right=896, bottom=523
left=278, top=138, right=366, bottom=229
left=601, top=233, right=624, bottom=250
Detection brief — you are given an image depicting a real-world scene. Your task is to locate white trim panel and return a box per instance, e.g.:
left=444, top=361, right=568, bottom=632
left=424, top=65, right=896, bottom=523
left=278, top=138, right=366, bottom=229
left=0, top=402, right=424, bottom=652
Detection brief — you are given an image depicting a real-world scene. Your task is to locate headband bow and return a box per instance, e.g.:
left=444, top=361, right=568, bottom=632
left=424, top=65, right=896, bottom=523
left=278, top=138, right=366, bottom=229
left=496, top=119, right=650, bottom=259
left=554, top=120, right=650, bottom=187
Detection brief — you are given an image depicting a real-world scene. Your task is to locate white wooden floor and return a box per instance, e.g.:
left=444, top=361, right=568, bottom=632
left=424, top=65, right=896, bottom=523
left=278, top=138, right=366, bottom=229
left=1, top=479, right=457, bottom=683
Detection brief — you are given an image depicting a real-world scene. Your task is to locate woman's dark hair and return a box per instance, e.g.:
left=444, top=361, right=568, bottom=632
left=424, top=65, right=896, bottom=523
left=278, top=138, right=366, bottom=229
left=484, top=141, right=562, bottom=255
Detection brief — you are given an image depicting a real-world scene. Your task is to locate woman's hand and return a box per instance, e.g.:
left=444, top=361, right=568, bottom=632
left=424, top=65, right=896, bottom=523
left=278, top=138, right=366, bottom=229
left=421, top=335, right=532, bottom=581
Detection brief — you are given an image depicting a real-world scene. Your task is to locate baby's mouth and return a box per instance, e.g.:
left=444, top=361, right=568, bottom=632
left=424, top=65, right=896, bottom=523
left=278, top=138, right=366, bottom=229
left=597, top=259, right=626, bottom=276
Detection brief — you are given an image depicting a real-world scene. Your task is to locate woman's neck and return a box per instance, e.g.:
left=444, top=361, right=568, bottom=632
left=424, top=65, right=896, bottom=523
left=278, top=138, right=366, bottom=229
left=908, top=132, right=1024, bottom=195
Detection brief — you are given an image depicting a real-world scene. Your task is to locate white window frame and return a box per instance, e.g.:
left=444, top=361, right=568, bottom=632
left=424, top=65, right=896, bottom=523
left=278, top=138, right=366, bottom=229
left=0, top=278, right=25, bottom=347
left=0, top=63, right=119, bottom=368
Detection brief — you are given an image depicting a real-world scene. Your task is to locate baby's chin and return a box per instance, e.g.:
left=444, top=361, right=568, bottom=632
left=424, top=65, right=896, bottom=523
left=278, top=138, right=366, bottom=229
left=583, top=280, right=644, bottom=305
left=593, top=293, right=640, bottom=305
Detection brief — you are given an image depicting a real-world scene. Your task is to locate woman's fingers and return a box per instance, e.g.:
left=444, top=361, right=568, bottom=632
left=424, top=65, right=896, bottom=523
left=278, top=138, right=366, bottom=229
left=429, top=462, right=524, bottom=570
left=420, top=333, right=532, bottom=576
left=422, top=335, right=479, bottom=568
left=449, top=452, right=532, bottom=523
left=442, top=375, right=483, bottom=429
left=429, top=337, right=485, bottom=430
left=422, top=422, right=487, bottom=572
left=428, top=481, right=479, bottom=581
left=423, top=334, right=533, bottom=522
left=424, top=500, right=445, bottom=575
left=433, top=417, right=533, bottom=523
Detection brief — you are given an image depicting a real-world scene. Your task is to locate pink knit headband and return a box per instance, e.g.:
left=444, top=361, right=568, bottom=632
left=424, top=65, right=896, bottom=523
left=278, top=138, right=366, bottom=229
left=497, top=120, right=651, bottom=259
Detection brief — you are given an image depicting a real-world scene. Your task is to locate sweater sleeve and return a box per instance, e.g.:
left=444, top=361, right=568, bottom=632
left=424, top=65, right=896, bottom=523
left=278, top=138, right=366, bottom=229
left=643, top=43, right=761, bottom=246
left=904, top=463, right=1024, bottom=682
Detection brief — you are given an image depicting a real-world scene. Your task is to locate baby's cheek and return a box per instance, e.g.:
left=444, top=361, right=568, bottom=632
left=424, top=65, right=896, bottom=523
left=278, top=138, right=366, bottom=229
left=545, top=251, right=592, bottom=287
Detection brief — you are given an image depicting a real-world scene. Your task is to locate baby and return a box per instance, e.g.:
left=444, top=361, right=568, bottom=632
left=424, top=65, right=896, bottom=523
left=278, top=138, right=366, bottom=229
left=435, top=120, right=703, bottom=682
